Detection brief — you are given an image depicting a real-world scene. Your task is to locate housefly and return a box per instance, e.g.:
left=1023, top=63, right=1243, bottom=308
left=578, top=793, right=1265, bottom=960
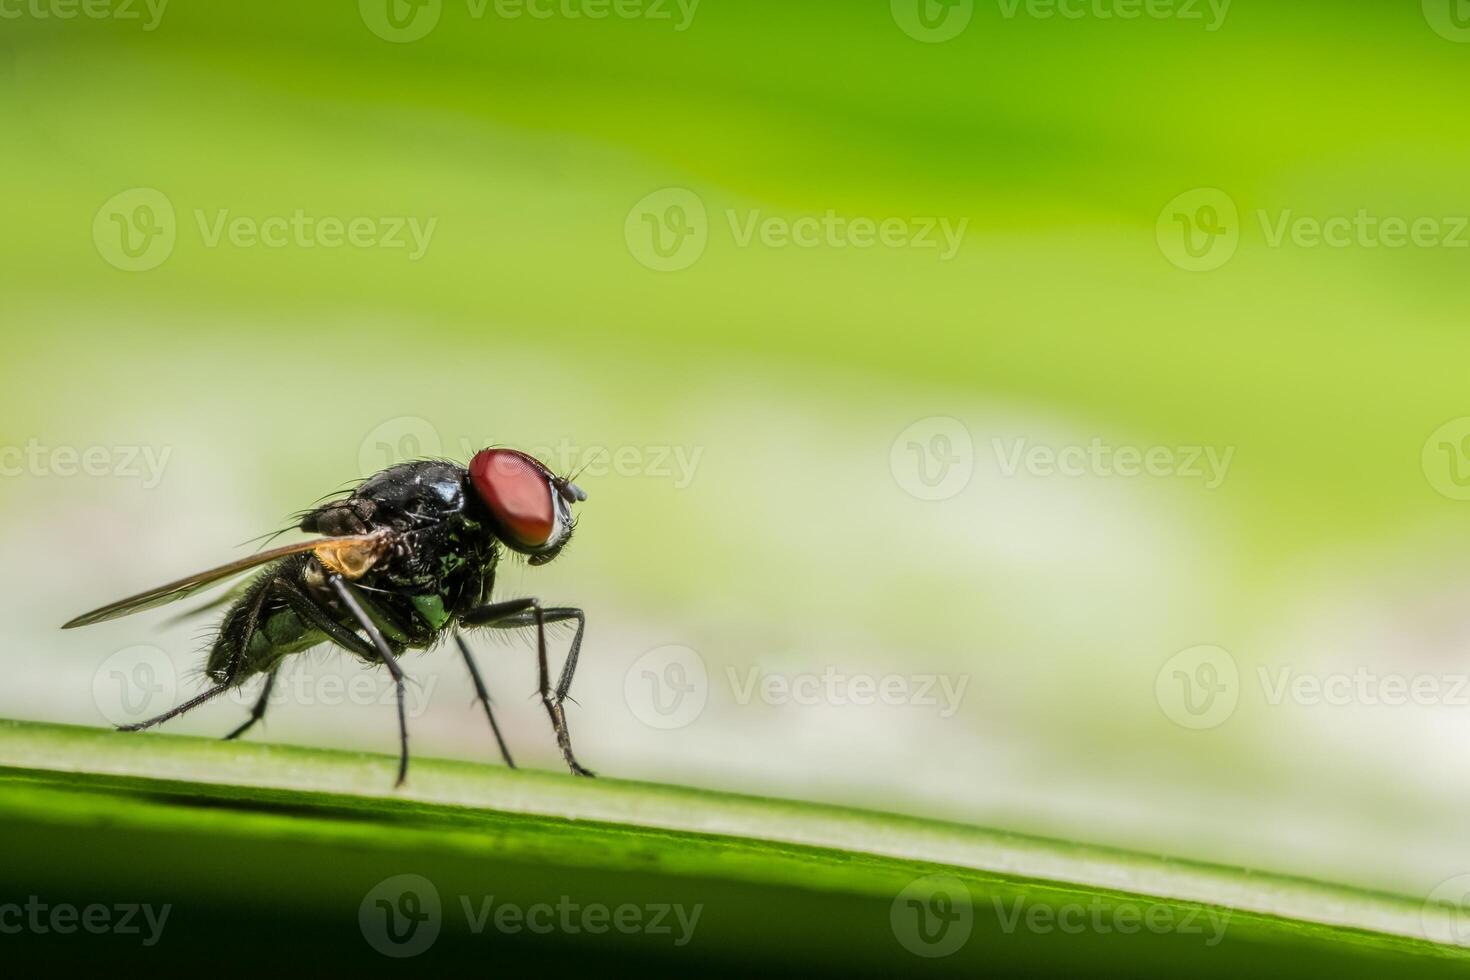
left=63, top=449, right=595, bottom=785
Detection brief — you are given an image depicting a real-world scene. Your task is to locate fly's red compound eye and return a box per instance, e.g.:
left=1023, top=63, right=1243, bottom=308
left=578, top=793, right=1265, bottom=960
left=469, top=449, right=556, bottom=549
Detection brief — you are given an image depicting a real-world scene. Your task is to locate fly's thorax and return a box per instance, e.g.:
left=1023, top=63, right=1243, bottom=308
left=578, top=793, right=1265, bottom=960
left=300, top=461, right=471, bottom=537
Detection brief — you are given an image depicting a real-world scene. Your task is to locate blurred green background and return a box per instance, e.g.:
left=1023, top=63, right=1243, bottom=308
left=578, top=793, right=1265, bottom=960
left=2, top=0, right=1468, bottom=908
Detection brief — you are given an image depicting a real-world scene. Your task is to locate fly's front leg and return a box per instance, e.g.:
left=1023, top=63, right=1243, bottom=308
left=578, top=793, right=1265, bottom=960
left=456, top=631, right=515, bottom=769
left=530, top=604, right=594, bottom=777
left=461, top=599, right=592, bottom=777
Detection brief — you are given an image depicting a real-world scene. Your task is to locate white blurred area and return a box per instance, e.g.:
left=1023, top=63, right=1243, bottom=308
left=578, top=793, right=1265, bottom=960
left=6, top=334, right=1470, bottom=901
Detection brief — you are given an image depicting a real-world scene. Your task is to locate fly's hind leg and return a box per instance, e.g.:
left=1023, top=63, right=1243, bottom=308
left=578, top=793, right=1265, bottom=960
left=219, top=571, right=360, bottom=742
left=222, top=667, right=279, bottom=741
left=117, top=683, right=233, bottom=732
left=118, top=570, right=279, bottom=734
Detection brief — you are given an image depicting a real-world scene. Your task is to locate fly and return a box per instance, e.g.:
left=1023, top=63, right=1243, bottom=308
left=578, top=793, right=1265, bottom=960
left=63, top=448, right=595, bottom=786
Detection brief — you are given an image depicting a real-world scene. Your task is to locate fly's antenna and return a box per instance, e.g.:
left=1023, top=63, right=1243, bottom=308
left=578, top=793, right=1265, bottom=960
left=565, top=448, right=605, bottom=484
left=554, top=449, right=602, bottom=502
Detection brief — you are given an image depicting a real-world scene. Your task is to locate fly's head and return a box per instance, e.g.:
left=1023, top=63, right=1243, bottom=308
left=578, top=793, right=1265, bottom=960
left=467, top=448, right=587, bottom=566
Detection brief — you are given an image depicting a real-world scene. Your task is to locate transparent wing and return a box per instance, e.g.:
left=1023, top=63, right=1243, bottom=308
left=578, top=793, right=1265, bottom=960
left=62, top=531, right=392, bottom=629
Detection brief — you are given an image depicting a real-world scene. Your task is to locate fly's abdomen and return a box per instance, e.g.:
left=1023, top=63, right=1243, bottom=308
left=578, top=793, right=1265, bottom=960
left=206, top=562, right=325, bottom=682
